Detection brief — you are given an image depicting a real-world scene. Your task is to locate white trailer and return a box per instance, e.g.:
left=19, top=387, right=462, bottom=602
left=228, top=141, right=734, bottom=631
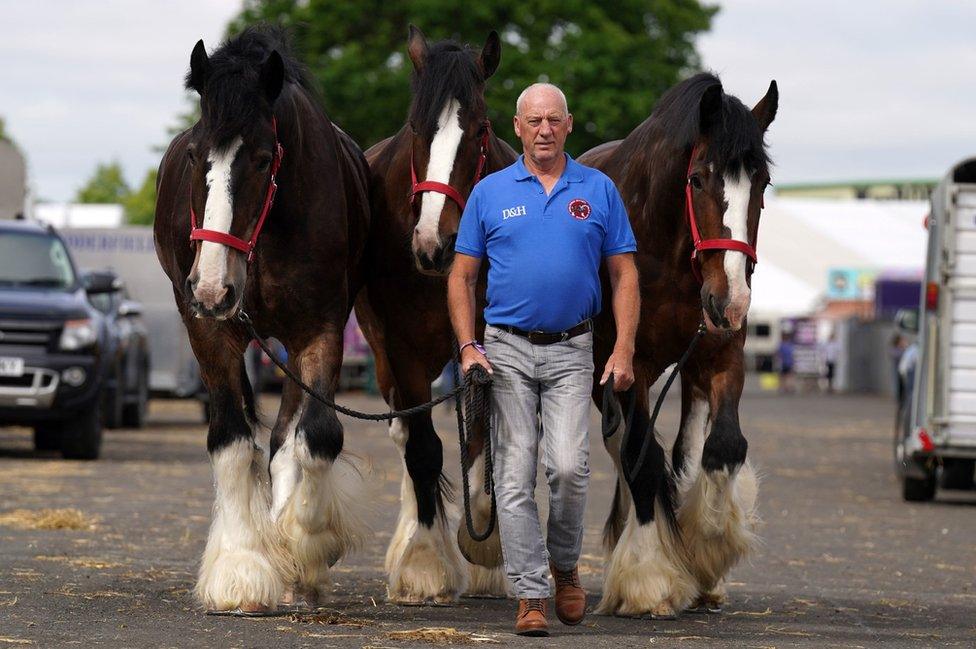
left=898, top=158, right=976, bottom=500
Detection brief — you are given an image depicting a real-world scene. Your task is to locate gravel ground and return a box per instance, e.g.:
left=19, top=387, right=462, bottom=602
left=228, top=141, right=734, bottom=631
left=0, top=389, right=974, bottom=648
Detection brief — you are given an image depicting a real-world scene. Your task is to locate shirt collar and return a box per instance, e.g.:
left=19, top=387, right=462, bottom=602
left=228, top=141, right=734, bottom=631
left=513, top=153, right=584, bottom=183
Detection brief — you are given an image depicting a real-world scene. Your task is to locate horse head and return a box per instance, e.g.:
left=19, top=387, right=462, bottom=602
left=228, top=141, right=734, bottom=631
left=687, top=79, right=778, bottom=332
left=183, top=37, right=285, bottom=319
left=406, top=26, right=500, bottom=276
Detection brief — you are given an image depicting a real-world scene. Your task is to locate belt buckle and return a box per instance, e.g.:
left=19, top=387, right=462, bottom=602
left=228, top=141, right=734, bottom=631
left=560, top=331, right=569, bottom=342
left=530, top=330, right=546, bottom=344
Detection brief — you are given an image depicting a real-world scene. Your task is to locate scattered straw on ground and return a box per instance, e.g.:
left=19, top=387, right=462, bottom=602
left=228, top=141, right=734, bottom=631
left=33, top=556, right=122, bottom=569
left=0, top=638, right=33, bottom=645
left=289, top=611, right=370, bottom=628
left=386, top=627, right=498, bottom=645
left=0, top=509, right=96, bottom=531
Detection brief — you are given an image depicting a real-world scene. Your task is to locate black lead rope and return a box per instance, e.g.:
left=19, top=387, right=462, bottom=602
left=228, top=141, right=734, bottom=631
left=237, top=309, right=465, bottom=421
left=452, top=348, right=497, bottom=542
left=237, top=309, right=498, bottom=541
left=603, top=322, right=707, bottom=484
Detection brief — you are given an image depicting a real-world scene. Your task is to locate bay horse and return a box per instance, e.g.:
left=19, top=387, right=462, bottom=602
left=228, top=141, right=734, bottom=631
left=154, top=27, right=371, bottom=613
left=578, top=72, right=777, bottom=617
left=354, top=26, right=516, bottom=603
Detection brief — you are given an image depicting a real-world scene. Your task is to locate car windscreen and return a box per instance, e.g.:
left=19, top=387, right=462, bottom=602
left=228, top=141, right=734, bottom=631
left=0, top=230, right=76, bottom=290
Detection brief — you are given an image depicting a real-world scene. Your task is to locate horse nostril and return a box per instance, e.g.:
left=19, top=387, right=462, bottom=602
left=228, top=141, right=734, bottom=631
left=185, top=277, right=196, bottom=298
left=222, top=284, right=236, bottom=309
left=417, top=253, right=434, bottom=270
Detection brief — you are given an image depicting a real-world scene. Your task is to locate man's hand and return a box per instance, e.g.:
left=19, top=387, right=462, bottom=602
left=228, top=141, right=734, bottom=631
left=600, top=346, right=634, bottom=391
left=461, top=345, right=492, bottom=376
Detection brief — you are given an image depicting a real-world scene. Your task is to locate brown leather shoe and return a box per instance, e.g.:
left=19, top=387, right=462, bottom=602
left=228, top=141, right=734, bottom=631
left=550, top=563, right=586, bottom=625
left=515, top=598, right=549, bottom=636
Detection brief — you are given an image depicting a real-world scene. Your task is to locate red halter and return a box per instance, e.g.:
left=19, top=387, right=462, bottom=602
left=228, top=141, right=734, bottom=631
left=410, top=120, right=492, bottom=211
left=189, top=117, right=284, bottom=264
left=685, top=145, right=759, bottom=283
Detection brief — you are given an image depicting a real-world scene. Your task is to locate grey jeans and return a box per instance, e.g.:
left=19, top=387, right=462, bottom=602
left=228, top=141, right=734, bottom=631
left=484, top=324, right=593, bottom=599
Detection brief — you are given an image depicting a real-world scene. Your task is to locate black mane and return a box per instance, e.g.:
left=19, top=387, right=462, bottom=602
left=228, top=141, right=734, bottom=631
left=186, top=25, right=314, bottom=145
left=409, top=40, right=486, bottom=141
left=651, top=72, right=769, bottom=175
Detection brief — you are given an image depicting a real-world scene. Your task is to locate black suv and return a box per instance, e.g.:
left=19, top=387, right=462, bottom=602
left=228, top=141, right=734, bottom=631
left=0, top=220, right=149, bottom=459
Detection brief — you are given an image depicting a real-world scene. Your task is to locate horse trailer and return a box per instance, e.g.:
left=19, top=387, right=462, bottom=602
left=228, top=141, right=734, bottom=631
left=896, top=158, right=976, bottom=500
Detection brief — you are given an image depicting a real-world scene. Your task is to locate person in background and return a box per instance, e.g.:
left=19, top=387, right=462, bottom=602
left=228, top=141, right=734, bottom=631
left=777, top=333, right=795, bottom=394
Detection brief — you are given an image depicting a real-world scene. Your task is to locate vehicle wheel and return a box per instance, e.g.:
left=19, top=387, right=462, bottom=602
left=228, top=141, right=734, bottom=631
left=33, top=422, right=64, bottom=452
left=103, top=373, right=123, bottom=429
left=940, top=459, right=975, bottom=491
left=61, top=402, right=103, bottom=460
left=902, top=473, right=936, bottom=502
left=122, top=364, right=149, bottom=429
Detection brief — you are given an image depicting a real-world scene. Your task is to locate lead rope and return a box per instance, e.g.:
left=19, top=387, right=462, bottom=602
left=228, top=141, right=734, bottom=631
left=238, top=308, right=498, bottom=541
left=604, top=321, right=707, bottom=484
left=452, top=343, right=497, bottom=542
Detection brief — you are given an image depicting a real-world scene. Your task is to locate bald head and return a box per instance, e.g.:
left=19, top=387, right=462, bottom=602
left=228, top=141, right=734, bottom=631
left=515, top=83, right=569, bottom=117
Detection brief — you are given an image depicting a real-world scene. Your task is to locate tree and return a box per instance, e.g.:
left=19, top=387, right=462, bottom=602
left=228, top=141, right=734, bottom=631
left=227, top=0, right=717, bottom=155
left=75, top=161, right=130, bottom=204
left=124, top=169, right=157, bottom=225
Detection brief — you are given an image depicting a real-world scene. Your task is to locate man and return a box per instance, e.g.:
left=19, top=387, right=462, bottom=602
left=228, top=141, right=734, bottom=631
left=448, top=83, right=639, bottom=636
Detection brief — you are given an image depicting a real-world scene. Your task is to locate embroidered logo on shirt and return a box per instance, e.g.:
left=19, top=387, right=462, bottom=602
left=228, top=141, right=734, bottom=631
left=502, top=205, right=527, bottom=219
left=568, top=198, right=592, bottom=220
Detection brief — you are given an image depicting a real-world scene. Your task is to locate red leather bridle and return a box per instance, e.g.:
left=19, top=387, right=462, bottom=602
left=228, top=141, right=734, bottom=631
left=685, top=145, right=759, bottom=283
left=410, top=120, right=492, bottom=211
left=189, top=117, right=284, bottom=264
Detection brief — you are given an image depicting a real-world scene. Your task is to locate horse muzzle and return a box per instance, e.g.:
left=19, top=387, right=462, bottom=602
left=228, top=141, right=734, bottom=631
left=186, top=278, right=241, bottom=320
left=702, top=291, right=749, bottom=333
left=413, top=233, right=457, bottom=276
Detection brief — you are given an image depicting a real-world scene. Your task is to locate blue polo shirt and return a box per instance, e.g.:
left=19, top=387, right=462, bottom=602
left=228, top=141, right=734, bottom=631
left=455, top=154, right=637, bottom=332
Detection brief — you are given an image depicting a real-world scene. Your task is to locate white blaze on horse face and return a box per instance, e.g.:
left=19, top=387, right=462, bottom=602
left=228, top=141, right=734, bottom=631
left=414, top=99, right=464, bottom=256
left=194, top=137, right=243, bottom=306
left=721, top=168, right=753, bottom=330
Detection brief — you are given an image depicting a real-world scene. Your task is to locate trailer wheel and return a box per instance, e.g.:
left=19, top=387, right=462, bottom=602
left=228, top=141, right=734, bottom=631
left=940, top=459, right=975, bottom=491
left=902, top=473, right=936, bottom=502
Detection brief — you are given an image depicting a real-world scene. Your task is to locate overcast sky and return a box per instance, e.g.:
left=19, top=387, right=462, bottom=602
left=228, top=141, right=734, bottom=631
left=3, top=1, right=975, bottom=202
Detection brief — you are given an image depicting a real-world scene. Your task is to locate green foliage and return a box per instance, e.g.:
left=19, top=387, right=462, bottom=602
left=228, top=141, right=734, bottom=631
left=227, top=0, right=717, bottom=155
left=123, top=169, right=158, bottom=225
left=0, top=117, right=11, bottom=144
left=76, top=162, right=157, bottom=225
left=75, top=161, right=130, bottom=204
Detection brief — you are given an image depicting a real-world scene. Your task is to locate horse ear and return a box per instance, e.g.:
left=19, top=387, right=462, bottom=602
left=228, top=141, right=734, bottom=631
left=261, top=50, right=285, bottom=104
left=188, top=39, right=209, bottom=94
left=407, top=24, right=429, bottom=73
left=752, top=80, right=778, bottom=132
left=478, top=30, right=501, bottom=80
left=699, top=83, right=723, bottom=136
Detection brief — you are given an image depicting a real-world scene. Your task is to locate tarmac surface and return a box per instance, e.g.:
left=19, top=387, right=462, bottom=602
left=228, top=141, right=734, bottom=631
left=1, top=389, right=974, bottom=648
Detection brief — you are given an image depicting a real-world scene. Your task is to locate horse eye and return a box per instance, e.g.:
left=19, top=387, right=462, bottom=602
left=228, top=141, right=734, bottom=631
left=257, top=157, right=271, bottom=172
left=689, top=174, right=703, bottom=191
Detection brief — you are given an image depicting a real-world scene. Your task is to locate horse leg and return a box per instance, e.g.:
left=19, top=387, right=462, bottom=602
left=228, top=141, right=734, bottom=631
left=384, top=355, right=467, bottom=604
left=190, top=321, right=284, bottom=612
left=274, top=328, right=370, bottom=606
left=675, top=353, right=759, bottom=612
left=456, top=414, right=507, bottom=598
left=596, top=378, right=696, bottom=618
left=599, top=407, right=633, bottom=553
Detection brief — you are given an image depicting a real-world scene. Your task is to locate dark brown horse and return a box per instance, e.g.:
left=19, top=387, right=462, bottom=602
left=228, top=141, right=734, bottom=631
left=354, top=26, right=516, bottom=603
left=154, top=27, right=371, bottom=613
left=579, top=72, right=777, bottom=617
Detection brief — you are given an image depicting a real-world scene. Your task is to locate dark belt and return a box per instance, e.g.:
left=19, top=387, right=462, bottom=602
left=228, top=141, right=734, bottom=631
left=493, top=319, right=592, bottom=345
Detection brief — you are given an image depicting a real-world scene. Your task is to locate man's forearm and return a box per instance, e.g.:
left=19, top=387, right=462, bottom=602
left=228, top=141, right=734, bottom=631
left=448, top=271, right=478, bottom=343
left=611, top=267, right=640, bottom=352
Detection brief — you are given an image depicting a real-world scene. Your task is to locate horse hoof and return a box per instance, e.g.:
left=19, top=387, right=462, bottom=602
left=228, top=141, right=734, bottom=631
left=280, top=586, right=321, bottom=611
left=206, top=603, right=284, bottom=617
left=688, top=593, right=724, bottom=614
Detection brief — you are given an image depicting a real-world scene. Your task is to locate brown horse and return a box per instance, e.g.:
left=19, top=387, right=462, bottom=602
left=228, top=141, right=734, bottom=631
left=154, top=27, right=371, bottom=613
left=579, top=72, right=777, bottom=617
left=354, top=26, right=516, bottom=603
